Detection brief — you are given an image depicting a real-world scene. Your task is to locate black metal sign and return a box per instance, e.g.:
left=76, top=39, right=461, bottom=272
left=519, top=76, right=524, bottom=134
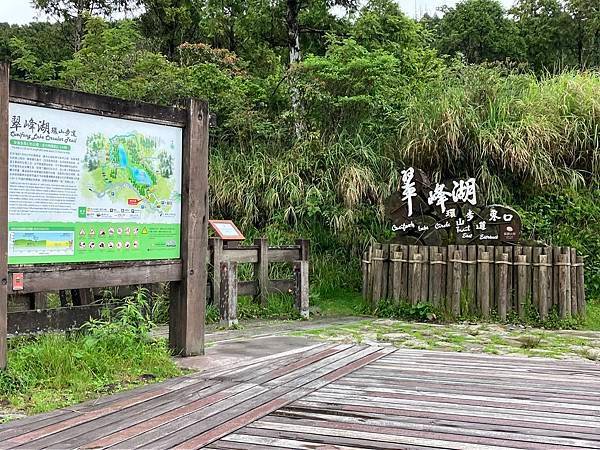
left=384, top=167, right=521, bottom=245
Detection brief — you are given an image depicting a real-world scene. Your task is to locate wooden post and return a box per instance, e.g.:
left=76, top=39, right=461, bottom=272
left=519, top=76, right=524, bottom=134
left=451, top=250, right=462, bottom=317
left=478, top=251, right=491, bottom=319
left=219, top=262, right=238, bottom=327
left=439, top=246, right=448, bottom=310
left=211, top=237, right=223, bottom=307
left=361, top=250, right=370, bottom=301
left=531, top=247, right=541, bottom=309
left=77, top=288, right=93, bottom=306
left=399, top=244, right=409, bottom=300
left=0, top=63, right=8, bottom=369
left=466, top=246, right=477, bottom=314
left=539, top=255, right=549, bottom=320
left=428, top=248, right=439, bottom=306
left=498, top=253, right=509, bottom=321
left=381, top=243, right=390, bottom=300
left=419, top=246, right=429, bottom=302
left=516, top=254, right=528, bottom=319
left=570, top=248, right=578, bottom=316
left=576, top=255, right=585, bottom=317
left=558, top=253, right=571, bottom=319
left=254, top=237, right=269, bottom=306
left=371, top=248, right=384, bottom=304
left=388, top=244, right=398, bottom=301
left=294, top=260, right=309, bottom=319
left=410, top=254, right=422, bottom=304
left=391, top=250, right=403, bottom=302
left=446, top=244, right=456, bottom=303
left=169, top=98, right=208, bottom=356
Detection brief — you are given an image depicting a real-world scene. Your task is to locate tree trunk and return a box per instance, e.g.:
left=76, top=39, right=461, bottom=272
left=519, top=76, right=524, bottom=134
left=286, top=0, right=303, bottom=139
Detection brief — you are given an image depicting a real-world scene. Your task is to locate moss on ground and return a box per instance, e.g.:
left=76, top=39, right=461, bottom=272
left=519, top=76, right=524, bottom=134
left=291, top=319, right=600, bottom=362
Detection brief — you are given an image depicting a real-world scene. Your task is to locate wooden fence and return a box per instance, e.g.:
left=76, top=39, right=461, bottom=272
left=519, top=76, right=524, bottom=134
left=209, top=237, right=309, bottom=326
left=363, top=243, right=585, bottom=320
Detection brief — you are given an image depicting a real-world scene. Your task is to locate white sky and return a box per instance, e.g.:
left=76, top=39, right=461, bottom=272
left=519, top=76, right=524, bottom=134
left=1, top=0, right=516, bottom=25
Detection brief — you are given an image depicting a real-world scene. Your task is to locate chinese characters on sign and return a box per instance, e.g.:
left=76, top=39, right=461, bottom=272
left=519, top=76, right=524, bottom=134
left=7, top=102, right=183, bottom=264
left=385, top=167, right=521, bottom=245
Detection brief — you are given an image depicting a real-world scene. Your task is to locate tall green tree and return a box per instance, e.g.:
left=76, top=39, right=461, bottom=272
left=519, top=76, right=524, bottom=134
left=566, top=0, right=600, bottom=68
left=32, top=0, right=133, bottom=50
left=436, top=0, right=524, bottom=63
left=511, top=0, right=573, bottom=71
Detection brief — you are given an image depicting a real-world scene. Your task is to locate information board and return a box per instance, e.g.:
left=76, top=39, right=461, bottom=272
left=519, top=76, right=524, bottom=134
left=7, top=102, right=183, bottom=264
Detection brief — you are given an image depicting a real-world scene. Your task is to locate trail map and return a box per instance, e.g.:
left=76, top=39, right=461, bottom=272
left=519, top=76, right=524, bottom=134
left=7, top=102, right=183, bottom=264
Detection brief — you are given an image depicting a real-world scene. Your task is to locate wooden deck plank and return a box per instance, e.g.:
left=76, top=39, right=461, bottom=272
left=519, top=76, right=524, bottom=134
left=317, top=385, right=600, bottom=415
left=276, top=406, right=600, bottom=441
left=136, top=347, right=393, bottom=449
left=1, top=344, right=599, bottom=450
left=263, top=410, right=600, bottom=448
left=33, top=382, right=240, bottom=449
left=335, top=377, right=600, bottom=405
left=100, top=346, right=377, bottom=448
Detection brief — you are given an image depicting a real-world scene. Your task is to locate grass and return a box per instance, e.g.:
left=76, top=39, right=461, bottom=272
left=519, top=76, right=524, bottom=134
left=0, top=333, right=181, bottom=416
left=0, top=288, right=183, bottom=418
left=584, top=299, right=600, bottom=331
left=310, top=289, right=369, bottom=317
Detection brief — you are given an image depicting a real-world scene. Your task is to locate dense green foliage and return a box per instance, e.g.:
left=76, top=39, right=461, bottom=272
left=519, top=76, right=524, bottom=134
left=0, top=292, right=181, bottom=414
left=2, top=0, right=600, bottom=307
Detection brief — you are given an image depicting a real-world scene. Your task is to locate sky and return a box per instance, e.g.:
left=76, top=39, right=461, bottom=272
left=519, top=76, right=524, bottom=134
left=1, top=0, right=516, bottom=25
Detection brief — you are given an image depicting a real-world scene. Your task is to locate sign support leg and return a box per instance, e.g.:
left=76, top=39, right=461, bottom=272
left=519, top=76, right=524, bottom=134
left=169, top=98, right=208, bottom=356
left=0, top=63, right=9, bottom=369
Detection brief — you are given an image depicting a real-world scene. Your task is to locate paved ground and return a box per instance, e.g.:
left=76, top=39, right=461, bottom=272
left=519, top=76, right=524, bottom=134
left=1, top=343, right=599, bottom=449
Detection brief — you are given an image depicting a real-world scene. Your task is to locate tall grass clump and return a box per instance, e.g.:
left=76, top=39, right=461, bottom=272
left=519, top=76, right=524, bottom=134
left=399, top=66, right=600, bottom=201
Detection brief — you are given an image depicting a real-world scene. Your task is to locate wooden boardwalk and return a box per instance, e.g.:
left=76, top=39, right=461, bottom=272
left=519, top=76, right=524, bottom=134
left=1, top=344, right=599, bottom=449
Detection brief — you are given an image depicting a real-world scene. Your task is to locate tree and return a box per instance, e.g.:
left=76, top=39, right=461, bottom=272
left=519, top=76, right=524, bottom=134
left=436, top=0, right=524, bottom=64
left=566, top=0, right=600, bottom=68
left=32, top=0, right=133, bottom=50
left=511, top=0, right=573, bottom=71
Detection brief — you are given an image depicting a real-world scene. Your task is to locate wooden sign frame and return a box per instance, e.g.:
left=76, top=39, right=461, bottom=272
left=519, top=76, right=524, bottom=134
left=0, top=63, right=209, bottom=368
left=209, top=220, right=245, bottom=241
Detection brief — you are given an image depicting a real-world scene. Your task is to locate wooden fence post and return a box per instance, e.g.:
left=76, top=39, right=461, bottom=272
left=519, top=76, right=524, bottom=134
left=429, top=248, right=440, bottom=306
left=538, top=255, right=549, bottom=320
left=419, top=246, right=429, bottom=302
left=391, top=249, right=403, bottom=302
left=0, top=63, right=8, bottom=369
left=516, top=254, right=528, bottom=319
left=381, top=244, right=390, bottom=300
left=466, top=246, right=477, bottom=315
left=220, top=262, right=238, bottom=327
left=409, top=253, right=422, bottom=305
left=361, top=250, right=370, bottom=301
left=210, top=237, right=223, bottom=307
left=445, top=244, right=456, bottom=306
left=570, top=248, right=578, bottom=316
left=399, top=244, right=409, bottom=300
left=294, top=260, right=309, bottom=318
left=478, top=251, right=491, bottom=319
left=532, top=247, right=541, bottom=309
left=497, top=253, right=509, bottom=321
left=371, top=248, right=384, bottom=304
left=388, top=244, right=398, bottom=301
left=451, top=250, right=462, bottom=317
left=558, top=253, right=571, bottom=319
left=577, top=255, right=585, bottom=317
left=254, top=237, right=269, bottom=306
